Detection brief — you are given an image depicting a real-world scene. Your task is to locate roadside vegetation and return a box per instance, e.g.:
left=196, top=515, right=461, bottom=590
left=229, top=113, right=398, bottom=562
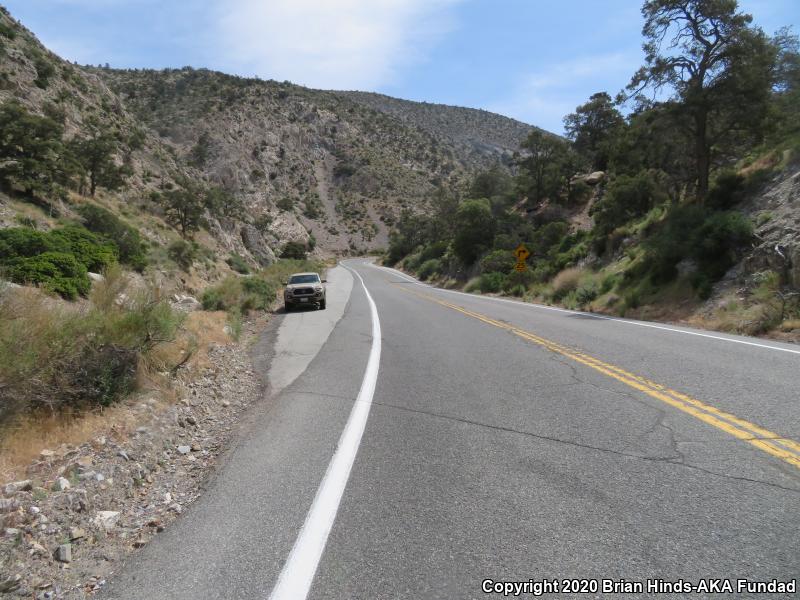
left=386, top=0, right=800, bottom=338
left=200, top=258, right=325, bottom=339
left=0, top=268, right=183, bottom=429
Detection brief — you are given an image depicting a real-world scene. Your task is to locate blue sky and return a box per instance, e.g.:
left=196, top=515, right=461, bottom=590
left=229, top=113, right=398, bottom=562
left=4, top=0, right=798, bottom=133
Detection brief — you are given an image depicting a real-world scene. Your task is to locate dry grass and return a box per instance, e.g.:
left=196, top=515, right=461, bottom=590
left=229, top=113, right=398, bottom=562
left=0, top=311, right=230, bottom=481
left=175, top=310, right=232, bottom=372
left=552, top=267, right=583, bottom=296
left=0, top=404, right=136, bottom=481
left=780, top=319, right=800, bottom=332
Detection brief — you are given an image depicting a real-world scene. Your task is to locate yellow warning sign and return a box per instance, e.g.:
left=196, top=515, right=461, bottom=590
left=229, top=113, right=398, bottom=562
left=513, top=243, right=530, bottom=272
left=513, top=244, right=530, bottom=261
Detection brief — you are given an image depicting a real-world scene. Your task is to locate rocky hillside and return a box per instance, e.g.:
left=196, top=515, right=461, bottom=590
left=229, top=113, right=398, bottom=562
left=339, top=91, right=535, bottom=163
left=96, top=68, right=472, bottom=253
left=0, top=5, right=536, bottom=268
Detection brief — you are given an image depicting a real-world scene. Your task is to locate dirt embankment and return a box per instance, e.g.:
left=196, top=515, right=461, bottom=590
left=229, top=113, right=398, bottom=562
left=0, top=314, right=270, bottom=599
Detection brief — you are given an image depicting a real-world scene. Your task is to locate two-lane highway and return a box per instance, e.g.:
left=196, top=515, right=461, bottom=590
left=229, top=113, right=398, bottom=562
left=102, top=259, right=799, bottom=599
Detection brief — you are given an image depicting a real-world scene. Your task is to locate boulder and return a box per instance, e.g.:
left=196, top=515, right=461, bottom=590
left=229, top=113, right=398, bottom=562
left=87, top=272, right=105, bottom=283
left=54, top=543, right=72, bottom=563
left=240, top=225, right=276, bottom=267
left=585, top=171, right=606, bottom=186
left=3, top=480, right=32, bottom=496
left=171, top=294, right=202, bottom=312
left=93, top=510, right=120, bottom=530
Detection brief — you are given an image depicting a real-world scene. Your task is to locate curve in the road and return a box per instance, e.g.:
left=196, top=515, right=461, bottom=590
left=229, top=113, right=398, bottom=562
left=396, top=283, right=800, bottom=471
left=378, top=265, right=800, bottom=356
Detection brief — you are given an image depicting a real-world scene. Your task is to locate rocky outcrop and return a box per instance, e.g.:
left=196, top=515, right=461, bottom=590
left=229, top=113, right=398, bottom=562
left=240, top=225, right=276, bottom=267
left=571, top=171, right=606, bottom=186
left=741, top=166, right=800, bottom=289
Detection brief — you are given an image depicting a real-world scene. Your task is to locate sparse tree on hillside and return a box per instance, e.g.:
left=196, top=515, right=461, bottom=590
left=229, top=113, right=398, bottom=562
left=627, top=0, right=776, bottom=198
left=516, top=130, right=575, bottom=206
left=0, top=102, right=68, bottom=200
left=452, top=199, right=495, bottom=266
left=470, top=165, right=513, bottom=201
left=770, top=27, right=800, bottom=133
left=564, top=92, right=625, bottom=171
left=427, top=186, right=460, bottom=241
left=190, top=132, right=211, bottom=167
left=70, top=133, right=127, bottom=196
left=204, top=185, right=244, bottom=220
left=161, top=186, right=205, bottom=239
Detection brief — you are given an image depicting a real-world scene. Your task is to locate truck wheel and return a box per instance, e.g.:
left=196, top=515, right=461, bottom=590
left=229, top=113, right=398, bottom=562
left=319, top=299, right=326, bottom=310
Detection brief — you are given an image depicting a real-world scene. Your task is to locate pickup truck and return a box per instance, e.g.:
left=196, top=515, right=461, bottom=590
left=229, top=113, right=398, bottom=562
left=283, top=272, right=326, bottom=311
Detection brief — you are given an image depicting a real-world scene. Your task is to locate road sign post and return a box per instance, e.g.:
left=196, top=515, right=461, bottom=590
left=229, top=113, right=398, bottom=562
left=513, top=243, right=530, bottom=273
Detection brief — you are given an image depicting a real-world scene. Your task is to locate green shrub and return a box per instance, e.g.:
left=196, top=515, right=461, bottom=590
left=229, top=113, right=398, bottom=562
left=49, top=226, right=117, bottom=272
left=418, top=241, right=449, bottom=263
left=77, top=204, right=147, bottom=271
left=281, top=241, right=307, bottom=260
left=533, top=221, right=570, bottom=253
left=226, top=253, right=251, bottom=274
left=168, top=239, right=197, bottom=271
left=303, top=194, right=323, bottom=219
left=600, top=272, right=621, bottom=295
left=591, top=170, right=668, bottom=240
left=568, top=180, right=592, bottom=205
left=0, top=20, right=17, bottom=39
left=201, top=276, right=278, bottom=313
left=691, top=273, right=713, bottom=300
left=453, top=199, right=495, bottom=265
left=0, top=227, right=63, bottom=258
left=479, top=249, right=515, bottom=274
left=402, top=251, right=424, bottom=272
left=574, top=281, right=599, bottom=305
left=638, top=206, right=753, bottom=286
left=692, top=211, right=753, bottom=278
left=0, top=275, right=183, bottom=424
left=707, top=170, right=746, bottom=209
left=277, top=197, right=295, bottom=211
left=241, top=276, right=278, bottom=310
left=200, top=287, right=225, bottom=311
left=479, top=272, right=507, bottom=293
left=254, top=214, right=273, bottom=233
left=504, top=268, right=536, bottom=291
left=0, top=226, right=117, bottom=299
left=33, top=56, right=55, bottom=89
left=418, top=259, right=441, bottom=281
left=4, top=251, right=89, bottom=299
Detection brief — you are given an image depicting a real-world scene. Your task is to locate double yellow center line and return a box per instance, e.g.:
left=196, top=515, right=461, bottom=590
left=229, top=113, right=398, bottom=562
left=398, top=285, right=800, bottom=470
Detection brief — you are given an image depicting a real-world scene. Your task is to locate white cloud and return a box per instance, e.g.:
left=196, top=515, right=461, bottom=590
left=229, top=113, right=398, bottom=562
left=215, top=0, right=461, bottom=90
left=489, top=53, right=639, bottom=133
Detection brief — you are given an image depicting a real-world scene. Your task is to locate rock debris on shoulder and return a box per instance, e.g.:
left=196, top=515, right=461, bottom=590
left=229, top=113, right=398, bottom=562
left=0, top=327, right=264, bottom=599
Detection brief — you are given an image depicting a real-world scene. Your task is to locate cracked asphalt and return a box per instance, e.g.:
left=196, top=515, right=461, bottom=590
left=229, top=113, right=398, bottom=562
left=102, top=259, right=799, bottom=599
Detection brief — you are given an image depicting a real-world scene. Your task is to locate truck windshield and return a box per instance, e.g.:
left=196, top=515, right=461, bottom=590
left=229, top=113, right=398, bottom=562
left=289, top=274, right=320, bottom=284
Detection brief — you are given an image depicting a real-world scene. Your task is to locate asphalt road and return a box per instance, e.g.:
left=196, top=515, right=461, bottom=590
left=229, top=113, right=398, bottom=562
left=102, top=259, right=800, bottom=599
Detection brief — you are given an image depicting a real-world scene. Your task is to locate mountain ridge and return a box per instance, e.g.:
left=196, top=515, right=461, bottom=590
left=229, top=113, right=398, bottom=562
left=0, top=4, right=537, bottom=264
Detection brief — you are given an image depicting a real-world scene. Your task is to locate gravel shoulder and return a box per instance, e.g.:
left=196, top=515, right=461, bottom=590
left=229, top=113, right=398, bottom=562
left=0, top=317, right=268, bottom=599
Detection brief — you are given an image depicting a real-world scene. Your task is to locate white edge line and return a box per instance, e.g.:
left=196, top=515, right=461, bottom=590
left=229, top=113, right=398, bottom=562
left=373, top=264, right=800, bottom=356
left=268, top=264, right=381, bottom=600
